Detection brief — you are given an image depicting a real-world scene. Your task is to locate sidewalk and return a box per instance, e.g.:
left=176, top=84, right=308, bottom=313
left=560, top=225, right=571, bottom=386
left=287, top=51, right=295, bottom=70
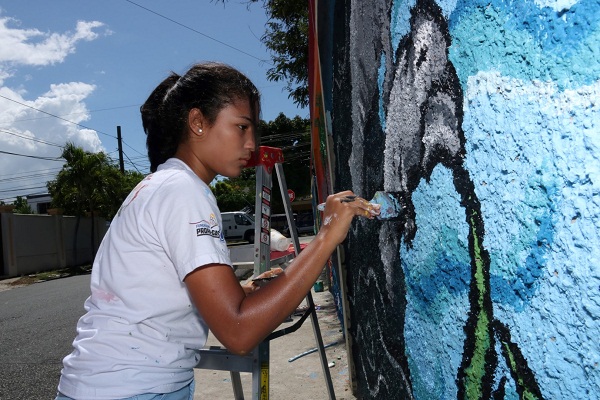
left=194, top=286, right=356, bottom=399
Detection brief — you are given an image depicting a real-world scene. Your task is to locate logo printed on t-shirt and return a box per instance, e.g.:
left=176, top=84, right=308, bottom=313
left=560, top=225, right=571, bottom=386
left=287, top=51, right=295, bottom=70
left=191, top=213, right=221, bottom=239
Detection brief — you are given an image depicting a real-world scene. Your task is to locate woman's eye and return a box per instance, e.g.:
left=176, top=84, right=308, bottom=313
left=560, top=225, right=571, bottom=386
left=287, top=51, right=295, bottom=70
left=238, top=125, right=248, bottom=131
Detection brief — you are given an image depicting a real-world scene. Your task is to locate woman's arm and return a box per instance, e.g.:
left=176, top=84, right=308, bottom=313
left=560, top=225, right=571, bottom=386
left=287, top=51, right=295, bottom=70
left=184, top=191, right=379, bottom=355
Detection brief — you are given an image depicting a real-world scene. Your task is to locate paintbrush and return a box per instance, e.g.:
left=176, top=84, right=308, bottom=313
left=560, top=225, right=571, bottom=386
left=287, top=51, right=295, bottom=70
left=317, top=191, right=404, bottom=220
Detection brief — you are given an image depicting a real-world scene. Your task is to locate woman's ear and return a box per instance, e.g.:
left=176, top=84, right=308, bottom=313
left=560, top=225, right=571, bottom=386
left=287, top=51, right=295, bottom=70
left=188, top=108, right=205, bottom=136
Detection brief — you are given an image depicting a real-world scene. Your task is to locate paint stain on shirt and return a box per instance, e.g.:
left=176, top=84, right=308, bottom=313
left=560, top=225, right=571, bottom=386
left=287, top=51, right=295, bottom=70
left=92, top=288, right=121, bottom=303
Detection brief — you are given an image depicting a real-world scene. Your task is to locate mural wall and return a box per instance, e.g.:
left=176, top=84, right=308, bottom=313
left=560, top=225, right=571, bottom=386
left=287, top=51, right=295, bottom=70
left=316, top=0, right=599, bottom=398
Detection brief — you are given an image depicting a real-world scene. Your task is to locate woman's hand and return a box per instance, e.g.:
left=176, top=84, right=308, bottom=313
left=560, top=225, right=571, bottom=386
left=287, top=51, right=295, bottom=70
left=317, top=191, right=380, bottom=246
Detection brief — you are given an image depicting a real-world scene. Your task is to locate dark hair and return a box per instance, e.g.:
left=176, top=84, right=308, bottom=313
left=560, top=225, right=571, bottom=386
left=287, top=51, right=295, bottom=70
left=141, top=62, right=261, bottom=172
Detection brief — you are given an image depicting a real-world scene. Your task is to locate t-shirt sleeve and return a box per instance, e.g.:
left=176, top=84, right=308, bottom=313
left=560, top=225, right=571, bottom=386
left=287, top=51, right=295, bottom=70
left=153, top=176, right=232, bottom=281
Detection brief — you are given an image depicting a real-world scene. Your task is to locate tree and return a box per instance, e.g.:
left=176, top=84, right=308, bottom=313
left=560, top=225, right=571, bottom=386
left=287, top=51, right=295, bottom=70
left=259, top=113, right=311, bottom=211
left=47, top=143, right=144, bottom=266
left=47, top=143, right=144, bottom=220
left=212, top=175, right=255, bottom=212
left=95, top=168, right=145, bottom=221
left=48, top=143, right=110, bottom=218
left=213, top=114, right=311, bottom=213
left=261, top=1, right=309, bottom=107
left=12, top=196, right=34, bottom=214
left=219, top=0, right=309, bottom=107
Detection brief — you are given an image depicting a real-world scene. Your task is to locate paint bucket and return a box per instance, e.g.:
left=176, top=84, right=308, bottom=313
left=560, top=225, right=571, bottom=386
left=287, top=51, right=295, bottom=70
left=270, top=229, right=291, bottom=251
left=313, top=281, right=324, bottom=292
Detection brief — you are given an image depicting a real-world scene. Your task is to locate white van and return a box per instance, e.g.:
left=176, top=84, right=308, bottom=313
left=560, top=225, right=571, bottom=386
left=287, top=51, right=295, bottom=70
left=221, top=212, right=255, bottom=243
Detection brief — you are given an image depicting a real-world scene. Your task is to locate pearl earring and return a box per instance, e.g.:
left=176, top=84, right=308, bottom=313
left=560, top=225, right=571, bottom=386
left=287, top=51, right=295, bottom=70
left=198, top=128, right=203, bottom=133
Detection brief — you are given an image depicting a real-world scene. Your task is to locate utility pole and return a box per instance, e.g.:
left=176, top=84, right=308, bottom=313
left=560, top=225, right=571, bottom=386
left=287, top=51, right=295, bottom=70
left=117, top=126, right=125, bottom=173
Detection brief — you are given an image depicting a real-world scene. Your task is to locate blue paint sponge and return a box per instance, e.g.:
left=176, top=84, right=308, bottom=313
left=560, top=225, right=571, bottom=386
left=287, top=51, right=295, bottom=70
left=371, top=191, right=404, bottom=220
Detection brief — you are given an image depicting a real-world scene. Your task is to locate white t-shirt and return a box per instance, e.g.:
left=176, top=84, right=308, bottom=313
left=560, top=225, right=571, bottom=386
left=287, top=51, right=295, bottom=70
left=58, top=158, right=232, bottom=399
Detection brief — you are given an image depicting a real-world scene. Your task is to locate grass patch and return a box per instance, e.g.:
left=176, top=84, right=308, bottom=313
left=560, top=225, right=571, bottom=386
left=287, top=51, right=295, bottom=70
left=9, top=264, right=92, bottom=286
left=9, top=276, right=38, bottom=286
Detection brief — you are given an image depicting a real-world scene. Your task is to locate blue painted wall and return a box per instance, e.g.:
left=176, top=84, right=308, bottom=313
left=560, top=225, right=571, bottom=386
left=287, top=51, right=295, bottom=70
left=324, top=0, right=599, bottom=398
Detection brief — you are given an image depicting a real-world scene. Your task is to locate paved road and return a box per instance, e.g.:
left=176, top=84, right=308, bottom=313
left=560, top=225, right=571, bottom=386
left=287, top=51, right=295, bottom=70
left=0, top=274, right=91, bottom=400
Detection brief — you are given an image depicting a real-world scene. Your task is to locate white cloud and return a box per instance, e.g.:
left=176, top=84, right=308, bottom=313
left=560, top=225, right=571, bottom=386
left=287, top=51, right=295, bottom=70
left=0, top=14, right=107, bottom=202
left=35, top=82, right=102, bottom=151
left=0, top=17, right=104, bottom=69
left=0, top=82, right=101, bottom=199
left=1, top=82, right=101, bottom=152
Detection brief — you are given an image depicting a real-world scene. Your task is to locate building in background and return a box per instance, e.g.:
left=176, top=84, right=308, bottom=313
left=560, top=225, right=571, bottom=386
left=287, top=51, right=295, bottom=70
left=26, top=193, right=52, bottom=214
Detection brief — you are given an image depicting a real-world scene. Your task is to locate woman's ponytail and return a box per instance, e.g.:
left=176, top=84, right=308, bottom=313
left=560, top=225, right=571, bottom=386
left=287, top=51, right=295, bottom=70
left=141, top=73, right=180, bottom=172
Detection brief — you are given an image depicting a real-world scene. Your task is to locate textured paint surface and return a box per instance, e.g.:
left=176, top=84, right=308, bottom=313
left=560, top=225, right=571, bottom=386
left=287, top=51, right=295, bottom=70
left=372, top=191, right=402, bottom=220
left=320, top=0, right=599, bottom=398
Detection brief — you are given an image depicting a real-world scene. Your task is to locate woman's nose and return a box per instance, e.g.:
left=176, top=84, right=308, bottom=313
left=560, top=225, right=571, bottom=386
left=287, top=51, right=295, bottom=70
left=245, top=132, right=256, bottom=150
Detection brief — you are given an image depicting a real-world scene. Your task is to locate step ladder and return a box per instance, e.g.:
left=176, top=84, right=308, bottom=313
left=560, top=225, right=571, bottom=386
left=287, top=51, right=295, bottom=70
left=195, top=146, right=336, bottom=400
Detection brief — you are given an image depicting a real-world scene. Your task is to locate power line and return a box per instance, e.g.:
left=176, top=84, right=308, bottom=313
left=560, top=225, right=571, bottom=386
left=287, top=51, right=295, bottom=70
left=0, top=128, right=64, bottom=148
left=0, top=94, right=117, bottom=139
left=124, top=159, right=149, bottom=169
left=122, top=139, right=146, bottom=158
left=0, top=168, right=60, bottom=199
left=122, top=151, right=143, bottom=174
left=0, top=167, right=62, bottom=180
left=260, top=130, right=310, bottom=143
left=6, top=104, right=141, bottom=123
left=0, top=185, right=48, bottom=194
left=126, top=154, right=148, bottom=161
left=0, top=149, right=64, bottom=161
left=0, top=171, right=58, bottom=184
left=0, top=188, right=49, bottom=203
left=123, top=0, right=270, bottom=64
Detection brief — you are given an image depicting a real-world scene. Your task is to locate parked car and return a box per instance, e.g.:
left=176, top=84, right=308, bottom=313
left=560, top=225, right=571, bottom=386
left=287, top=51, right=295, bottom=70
left=270, top=212, right=315, bottom=237
left=221, top=211, right=255, bottom=243
left=270, top=213, right=295, bottom=237
left=296, top=212, right=315, bottom=236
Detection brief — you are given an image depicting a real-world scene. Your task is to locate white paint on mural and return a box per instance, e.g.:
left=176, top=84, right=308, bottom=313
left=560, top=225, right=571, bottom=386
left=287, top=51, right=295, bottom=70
left=533, top=0, right=581, bottom=11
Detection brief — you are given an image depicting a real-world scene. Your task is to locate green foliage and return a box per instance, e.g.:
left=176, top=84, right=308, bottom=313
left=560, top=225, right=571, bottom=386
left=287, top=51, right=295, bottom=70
left=12, top=196, right=33, bottom=214
left=219, top=0, right=309, bottom=107
left=259, top=113, right=311, bottom=212
left=213, top=113, right=311, bottom=213
left=212, top=179, right=255, bottom=212
left=47, top=142, right=145, bottom=220
left=96, top=169, right=146, bottom=220
left=261, top=0, right=309, bottom=107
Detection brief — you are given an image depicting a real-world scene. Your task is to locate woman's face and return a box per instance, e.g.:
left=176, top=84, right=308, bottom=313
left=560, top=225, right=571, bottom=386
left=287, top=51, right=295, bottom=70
left=183, top=98, right=257, bottom=183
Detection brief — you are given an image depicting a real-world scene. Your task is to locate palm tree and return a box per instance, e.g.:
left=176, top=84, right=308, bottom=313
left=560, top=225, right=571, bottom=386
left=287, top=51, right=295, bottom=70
left=47, top=143, right=111, bottom=270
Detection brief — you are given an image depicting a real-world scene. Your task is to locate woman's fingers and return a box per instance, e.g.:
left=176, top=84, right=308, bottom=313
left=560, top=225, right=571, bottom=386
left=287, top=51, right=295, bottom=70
left=258, top=267, right=283, bottom=279
left=340, top=195, right=381, bottom=219
left=323, top=192, right=381, bottom=220
left=246, top=267, right=285, bottom=292
left=358, top=197, right=381, bottom=219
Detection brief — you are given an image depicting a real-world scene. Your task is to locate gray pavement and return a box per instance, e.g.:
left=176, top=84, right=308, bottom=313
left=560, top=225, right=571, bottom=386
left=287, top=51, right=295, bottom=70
left=0, top=274, right=90, bottom=400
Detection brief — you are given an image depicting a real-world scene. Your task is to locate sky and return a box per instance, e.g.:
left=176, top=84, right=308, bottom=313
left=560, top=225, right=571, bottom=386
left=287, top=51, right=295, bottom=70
left=0, top=0, right=307, bottom=203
